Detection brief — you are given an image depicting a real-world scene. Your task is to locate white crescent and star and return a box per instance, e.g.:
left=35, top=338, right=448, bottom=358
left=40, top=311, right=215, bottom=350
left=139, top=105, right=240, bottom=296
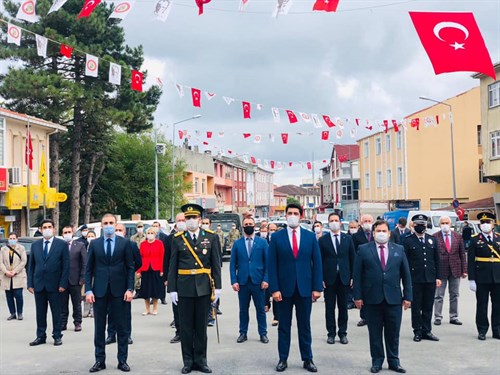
left=433, top=21, right=469, bottom=50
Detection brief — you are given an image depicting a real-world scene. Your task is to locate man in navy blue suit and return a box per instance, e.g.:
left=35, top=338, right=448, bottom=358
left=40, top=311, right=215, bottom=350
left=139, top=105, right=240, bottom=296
left=353, top=219, right=412, bottom=374
left=28, top=219, right=69, bottom=346
left=319, top=212, right=355, bottom=345
left=85, top=214, right=135, bottom=373
left=230, top=216, right=269, bottom=344
left=269, top=203, right=323, bottom=373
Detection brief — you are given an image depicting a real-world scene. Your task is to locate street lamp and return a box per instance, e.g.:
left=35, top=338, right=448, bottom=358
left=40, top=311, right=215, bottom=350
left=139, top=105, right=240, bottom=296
left=154, top=115, right=201, bottom=220
left=419, top=96, right=456, bottom=201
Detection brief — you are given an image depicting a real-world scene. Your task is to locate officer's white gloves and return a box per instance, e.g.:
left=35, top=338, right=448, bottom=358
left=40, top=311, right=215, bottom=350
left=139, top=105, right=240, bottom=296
left=214, top=289, right=222, bottom=303
left=170, top=292, right=178, bottom=305
left=469, top=280, right=477, bottom=292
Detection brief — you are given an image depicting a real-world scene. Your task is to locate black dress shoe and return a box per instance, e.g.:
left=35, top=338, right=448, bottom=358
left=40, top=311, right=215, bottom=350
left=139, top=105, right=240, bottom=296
left=54, top=338, right=63, bottom=346
left=7, top=314, right=16, bottom=320
left=450, top=319, right=463, bottom=325
left=237, top=334, right=247, bottom=343
left=61, top=325, right=67, bottom=331
left=478, top=333, right=486, bottom=340
left=303, top=360, right=317, bottom=373
left=276, top=360, right=287, bottom=372
left=260, top=335, right=269, bottom=343
left=170, top=334, right=181, bottom=343
left=29, top=337, right=46, bottom=346
left=89, top=362, right=106, bottom=373
left=370, top=366, right=381, bottom=373
left=422, top=332, right=439, bottom=341
left=117, top=362, right=130, bottom=372
left=170, top=320, right=175, bottom=328
left=161, top=299, right=168, bottom=305
left=327, top=336, right=335, bottom=344
left=197, top=365, right=212, bottom=373
left=493, top=334, right=500, bottom=340
left=181, top=366, right=192, bottom=374
left=357, top=319, right=367, bottom=327
left=105, top=336, right=116, bottom=345
left=216, top=308, right=222, bottom=315
left=388, top=365, right=406, bottom=373
left=17, top=314, right=23, bottom=320
left=413, top=334, right=421, bottom=342
left=339, top=336, right=349, bottom=344
left=128, top=337, right=133, bottom=345
left=433, top=320, right=441, bottom=326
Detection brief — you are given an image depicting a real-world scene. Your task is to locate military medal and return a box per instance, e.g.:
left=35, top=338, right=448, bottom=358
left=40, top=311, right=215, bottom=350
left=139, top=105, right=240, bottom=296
left=202, top=249, right=208, bottom=255
left=428, top=239, right=432, bottom=245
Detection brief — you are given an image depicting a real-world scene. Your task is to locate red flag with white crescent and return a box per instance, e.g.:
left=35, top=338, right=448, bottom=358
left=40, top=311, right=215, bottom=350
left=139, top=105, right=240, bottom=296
left=286, top=110, right=298, bottom=124
left=307, top=162, right=312, bottom=170
left=383, top=120, right=389, bottom=133
left=78, top=0, right=102, bottom=18
left=25, top=129, right=33, bottom=170
left=391, top=119, right=399, bottom=132
left=206, top=131, right=213, bottom=139
left=321, top=131, right=329, bottom=141
left=281, top=133, right=289, bottom=144
left=60, top=44, right=73, bottom=58
left=191, top=88, right=201, bottom=107
left=323, top=115, right=335, bottom=128
left=243, top=133, right=251, bottom=139
left=312, top=0, right=339, bottom=12
left=131, top=70, right=143, bottom=92
left=411, top=118, right=420, bottom=130
left=242, top=101, right=251, bottom=119
left=195, top=0, right=211, bottom=15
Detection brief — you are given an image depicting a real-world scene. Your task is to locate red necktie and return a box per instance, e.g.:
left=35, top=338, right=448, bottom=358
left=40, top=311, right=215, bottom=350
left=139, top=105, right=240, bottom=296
left=445, top=234, right=451, bottom=253
left=379, top=245, right=386, bottom=271
left=292, top=229, right=299, bottom=258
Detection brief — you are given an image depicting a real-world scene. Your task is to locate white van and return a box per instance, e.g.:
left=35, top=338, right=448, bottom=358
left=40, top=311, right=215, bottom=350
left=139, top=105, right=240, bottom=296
left=407, top=210, right=459, bottom=235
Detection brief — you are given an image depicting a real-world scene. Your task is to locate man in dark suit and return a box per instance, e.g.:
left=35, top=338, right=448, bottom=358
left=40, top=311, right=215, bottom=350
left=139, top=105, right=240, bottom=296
left=28, top=219, right=69, bottom=346
left=85, top=214, right=135, bottom=373
left=319, top=212, right=355, bottom=345
left=153, top=221, right=169, bottom=305
left=168, top=204, right=222, bottom=374
left=351, top=214, right=375, bottom=327
left=230, top=216, right=269, bottom=344
left=268, top=203, right=323, bottom=373
left=60, top=225, right=87, bottom=332
left=403, top=214, right=441, bottom=343
left=433, top=216, right=467, bottom=326
left=390, top=217, right=411, bottom=245
left=353, top=219, right=412, bottom=374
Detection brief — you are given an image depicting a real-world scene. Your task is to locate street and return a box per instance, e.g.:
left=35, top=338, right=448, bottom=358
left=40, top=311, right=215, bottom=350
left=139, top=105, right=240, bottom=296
left=0, top=264, right=499, bottom=375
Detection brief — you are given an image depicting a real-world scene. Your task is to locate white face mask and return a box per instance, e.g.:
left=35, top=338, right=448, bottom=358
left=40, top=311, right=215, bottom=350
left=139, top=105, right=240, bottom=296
left=480, top=223, right=493, bottom=233
left=42, top=228, right=54, bottom=239
left=362, top=223, right=372, bottom=232
left=81, top=230, right=89, bottom=237
left=374, top=232, right=389, bottom=244
left=349, top=228, right=358, bottom=235
left=63, top=234, right=73, bottom=242
left=115, top=231, right=125, bottom=238
left=176, top=221, right=187, bottom=232
left=314, top=226, right=322, bottom=234
left=329, top=222, right=341, bottom=232
left=136, top=227, right=144, bottom=234
left=440, top=224, right=451, bottom=233
left=186, top=218, right=199, bottom=231
left=146, top=233, right=156, bottom=241
left=287, top=215, right=300, bottom=228
left=260, top=232, right=268, bottom=238
left=201, top=224, right=210, bottom=231
left=87, top=237, right=95, bottom=243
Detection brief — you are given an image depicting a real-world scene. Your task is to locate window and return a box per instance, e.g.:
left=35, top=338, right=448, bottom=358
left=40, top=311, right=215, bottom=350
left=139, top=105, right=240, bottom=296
left=375, top=138, right=381, bottom=155
left=477, top=125, right=482, bottom=145
left=396, top=131, right=402, bottom=149
left=397, top=167, right=403, bottom=186
left=0, top=118, right=4, bottom=165
left=489, top=81, right=500, bottom=108
left=376, top=171, right=382, bottom=188
left=491, top=131, right=500, bottom=158
left=387, top=169, right=392, bottom=187
left=202, top=178, right=206, bottom=194
left=479, top=164, right=489, bottom=183
left=363, top=142, right=369, bottom=158
left=385, top=134, right=391, bottom=152
left=364, top=173, right=370, bottom=189
left=194, top=177, right=199, bottom=193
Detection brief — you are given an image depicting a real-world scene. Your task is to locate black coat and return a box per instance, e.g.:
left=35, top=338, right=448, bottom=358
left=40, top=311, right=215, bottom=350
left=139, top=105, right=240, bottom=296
left=28, top=237, right=69, bottom=292
left=319, top=232, right=355, bottom=286
left=352, top=229, right=374, bottom=253
left=68, top=240, right=87, bottom=286
left=402, top=233, right=441, bottom=283
left=468, top=232, right=500, bottom=284
left=390, top=228, right=411, bottom=245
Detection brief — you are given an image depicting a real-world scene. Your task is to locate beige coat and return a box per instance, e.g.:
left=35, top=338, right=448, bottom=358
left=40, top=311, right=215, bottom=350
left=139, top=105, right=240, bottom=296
left=0, top=244, right=27, bottom=290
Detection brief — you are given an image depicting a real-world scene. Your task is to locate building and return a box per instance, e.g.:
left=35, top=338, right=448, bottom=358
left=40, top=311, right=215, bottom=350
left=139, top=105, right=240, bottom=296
left=358, top=86, right=495, bottom=218
left=274, top=184, right=320, bottom=219
left=213, top=157, right=234, bottom=213
left=271, top=188, right=287, bottom=217
left=473, top=63, right=500, bottom=219
left=253, top=167, right=274, bottom=218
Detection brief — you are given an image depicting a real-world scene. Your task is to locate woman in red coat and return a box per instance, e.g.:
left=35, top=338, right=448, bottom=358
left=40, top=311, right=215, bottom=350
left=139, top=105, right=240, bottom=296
left=137, top=227, right=165, bottom=315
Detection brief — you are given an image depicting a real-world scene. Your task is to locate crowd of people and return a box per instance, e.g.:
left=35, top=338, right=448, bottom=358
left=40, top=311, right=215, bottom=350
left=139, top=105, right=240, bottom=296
left=0, top=206, right=499, bottom=374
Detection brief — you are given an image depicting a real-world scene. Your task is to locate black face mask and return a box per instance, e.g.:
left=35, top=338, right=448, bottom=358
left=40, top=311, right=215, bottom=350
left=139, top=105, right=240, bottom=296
left=243, top=226, right=255, bottom=235
left=414, top=224, right=426, bottom=234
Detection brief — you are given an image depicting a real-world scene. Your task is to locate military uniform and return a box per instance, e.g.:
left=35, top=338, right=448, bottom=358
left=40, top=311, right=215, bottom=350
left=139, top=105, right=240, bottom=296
left=130, top=232, right=146, bottom=247
left=130, top=225, right=146, bottom=295
left=167, top=204, right=222, bottom=372
left=403, top=215, right=441, bottom=340
left=468, top=212, right=500, bottom=339
left=227, top=228, right=241, bottom=251
left=215, top=229, right=224, bottom=253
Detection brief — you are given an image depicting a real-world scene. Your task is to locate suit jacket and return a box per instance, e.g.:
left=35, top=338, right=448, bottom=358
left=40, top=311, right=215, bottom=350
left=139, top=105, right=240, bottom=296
left=230, top=235, right=268, bottom=286
left=138, top=239, right=164, bottom=273
left=390, top=227, right=411, bottom=245
left=433, top=231, right=466, bottom=279
left=403, top=233, right=441, bottom=283
left=67, top=240, right=87, bottom=286
left=28, top=237, right=69, bottom=292
left=167, top=230, right=222, bottom=297
left=352, top=229, right=374, bottom=253
left=0, top=244, right=27, bottom=290
left=85, top=235, right=135, bottom=298
left=353, top=242, right=412, bottom=305
left=130, top=240, right=142, bottom=272
left=319, top=232, right=355, bottom=286
left=268, top=227, right=323, bottom=298
left=162, top=230, right=176, bottom=283
left=468, top=232, right=500, bottom=284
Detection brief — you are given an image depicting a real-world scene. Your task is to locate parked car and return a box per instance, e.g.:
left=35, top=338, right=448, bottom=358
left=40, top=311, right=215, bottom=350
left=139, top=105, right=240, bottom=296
left=0, top=236, right=40, bottom=267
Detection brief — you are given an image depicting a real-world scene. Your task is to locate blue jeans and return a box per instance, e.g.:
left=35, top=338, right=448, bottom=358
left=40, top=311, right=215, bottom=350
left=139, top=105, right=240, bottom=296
left=238, top=283, right=267, bottom=336
left=5, top=288, right=24, bottom=315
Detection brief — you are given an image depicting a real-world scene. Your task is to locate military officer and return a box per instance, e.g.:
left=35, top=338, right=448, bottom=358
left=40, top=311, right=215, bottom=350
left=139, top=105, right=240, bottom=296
left=227, top=224, right=241, bottom=251
left=130, top=222, right=146, bottom=247
left=168, top=204, right=222, bottom=374
left=468, top=212, right=500, bottom=340
left=403, top=214, right=441, bottom=342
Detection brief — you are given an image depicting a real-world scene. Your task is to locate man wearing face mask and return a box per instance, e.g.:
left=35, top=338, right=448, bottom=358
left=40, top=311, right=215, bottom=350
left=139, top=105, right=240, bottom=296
left=168, top=204, right=222, bottom=374
left=130, top=222, right=146, bottom=300
left=468, top=212, right=500, bottom=340
left=432, top=216, right=467, bottom=326
left=402, top=214, right=441, bottom=343
left=348, top=221, right=360, bottom=236
left=268, top=203, right=323, bottom=373
left=319, top=213, right=355, bottom=345
left=228, top=224, right=241, bottom=252
left=215, top=224, right=225, bottom=251
left=76, top=224, right=90, bottom=249
left=390, top=218, right=411, bottom=245
left=60, top=226, right=87, bottom=333
left=28, top=219, right=69, bottom=347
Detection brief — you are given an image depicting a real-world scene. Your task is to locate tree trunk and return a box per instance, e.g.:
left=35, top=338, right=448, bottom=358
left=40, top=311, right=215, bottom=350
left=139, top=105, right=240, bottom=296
left=50, top=132, right=60, bottom=231
left=69, top=108, right=82, bottom=227
left=83, top=152, right=105, bottom=224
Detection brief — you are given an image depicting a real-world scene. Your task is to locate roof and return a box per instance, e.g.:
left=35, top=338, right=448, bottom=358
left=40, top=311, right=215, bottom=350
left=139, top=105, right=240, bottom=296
left=0, top=107, right=67, bottom=131
left=334, top=144, right=359, bottom=161
left=274, top=184, right=309, bottom=195
left=440, top=197, right=494, bottom=211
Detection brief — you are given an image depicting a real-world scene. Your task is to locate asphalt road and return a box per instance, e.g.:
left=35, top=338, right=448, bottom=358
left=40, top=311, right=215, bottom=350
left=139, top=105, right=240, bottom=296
left=0, top=265, right=499, bottom=374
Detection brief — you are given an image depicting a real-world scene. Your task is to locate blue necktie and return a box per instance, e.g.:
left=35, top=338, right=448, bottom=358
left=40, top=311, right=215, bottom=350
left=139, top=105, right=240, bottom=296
left=247, top=238, right=253, bottom=258
left=106, top=238, right=112, bottom=262
left=43, top=241, right=49, bottom=259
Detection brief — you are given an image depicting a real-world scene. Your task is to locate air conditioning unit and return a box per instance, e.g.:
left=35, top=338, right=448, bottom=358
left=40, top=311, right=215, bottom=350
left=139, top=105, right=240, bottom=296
left=8, top=167, right=21, bottom=185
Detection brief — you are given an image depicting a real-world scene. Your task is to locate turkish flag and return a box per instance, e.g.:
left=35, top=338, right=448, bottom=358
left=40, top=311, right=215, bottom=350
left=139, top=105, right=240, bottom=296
left=411, top=118, right=420, bottom=130
left=281, top=133, right=289, bottom=144
left=203, top=141, right=209, bottom=145
left=243, top=133, right=251, bottom=139
left=270, top=161, right=275, bottom=169
left=78, top=0, right=101, bottom=18
left=242, top=101, right=251, bottom=119
left=383, top=120, right=389, bottom=133
left=191, top=88, right=201, bottom=107
left=312, top=0, right=339, bottom=12
left=25, top=129, right=33, bottom=170
left=289, top=161, right=293, bottom=167
left=206, top=131, right=212, bottom=138
left=321, top=131, right=329, bottom=140
left=178, top=130, right=184, bottom=140
left=455, top=206, right=465, bottom=220
left=409, top=11, right=496, bottom=79
left=435, top=115, right=440, bottom=124
left=307, top=162, right=312, bottom=170
left=195, top=0, right=211, bottom=15
left=286, top=110, right=298, bottom=124
left=323, top=115, right=335, bottom=128
left=131, top=70, right=143, bottom=92
left=392, top=119, right=399, bottom=132
left=250, top=156, right=257, bottom=164
left=60, top=44, right=73, bottom=58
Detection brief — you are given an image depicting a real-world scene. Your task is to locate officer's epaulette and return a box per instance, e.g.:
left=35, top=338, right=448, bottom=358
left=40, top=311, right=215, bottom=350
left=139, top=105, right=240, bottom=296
left=174, top=231, right=184, bottom=237
left=471, top=233, right=479, bottom=238
left=204, top=229, right=215, bottom=234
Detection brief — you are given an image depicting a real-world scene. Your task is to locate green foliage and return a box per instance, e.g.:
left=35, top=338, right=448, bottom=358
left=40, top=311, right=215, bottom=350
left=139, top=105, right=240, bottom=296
left=286, top=196, right=301, bottom=206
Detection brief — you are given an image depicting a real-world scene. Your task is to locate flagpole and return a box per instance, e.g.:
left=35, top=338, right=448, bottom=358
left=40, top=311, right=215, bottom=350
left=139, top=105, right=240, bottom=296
left=42, top=144, right=46, bottom=219
left=26, top=118, right=31, bottom=236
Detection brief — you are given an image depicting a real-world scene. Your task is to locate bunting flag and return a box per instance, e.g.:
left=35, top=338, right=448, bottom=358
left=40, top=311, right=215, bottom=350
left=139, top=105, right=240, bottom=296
left=270, top=161, right=275, bottom=169
left=365, top=125, right=373, bottom=131
left=312, top=0, right=339, bottom=12
left=256, top=103, right=263, bottom=110
left=243, top=133, right=251, bottom=138
left=411, top=118, right=420, bottom=130
left=60, top=44, right=73, bottom=58
left=78, top=0, right=102, bottom=18
left=242, top=101, right=251, bottom=119
left=156, top=77, right=163, bottom=87
left=109, top=62, right=122, bottom=85
left=35, top=35, right=48, bottom=57
left=48, top=0, right=68, bottom=14
left=223, top=96, right=234, bottom=105
left=321, top=130, right=329, bottom=140
left=7, top=24, right=22, bottom=46
left=269, top=134, right=275, bottom=143
left=281, top=133, right=289, bottom=144
left=175, top=83, right=184, bottom=98
left=306, top=162, right=312, bottom=170
left=205, top=92, right=216, bottom=101
left=272, top=0, right=293, bottom=18
left=336, top=129, right=343, bottom=139
left=272, top=107, right=280, bottom=123
left=299, top=112, right=311, bottom=123
left=392, top=119, right=399, bottom=132
left=350, top=128, right=357, bottom=138
left=383, top=120, right=389, bottom=133
left=311, top=114, right=322, bottom=128
left=131, top=70, right=143, bottom=92
left=178, top=130, right=184, bottom=139
left=250, top=156, right=257, bottom=164
left=25, top=129, right=33, bottom=170
left=195, top=0, right=211, bottom=15
left=239, top=0, right=250, bottom=11
left=218, top=132, right=224, bottom=137
left=192, top=88, right=201, bottom=107
left=40, top=151, right=47, bottom=194
left=286, top=110, right=298, bottom=124
left=355, top=118, right=360, bottom=126
left=203, top=141, right=209, bottom=145
left=323, top=115, right=335, bottom=128
left=254, top=135, right=262, bottom=143
left=154, top=0, right=173, bottom=21
left=206, top=131, right=213, bottom=138
left=109, top=1, right=134, bottom=19
left=289, top=161, right=293, bottom=167
left=85, top=54, right=99, bottom=77
left=16, top=0, right=39, bottom=23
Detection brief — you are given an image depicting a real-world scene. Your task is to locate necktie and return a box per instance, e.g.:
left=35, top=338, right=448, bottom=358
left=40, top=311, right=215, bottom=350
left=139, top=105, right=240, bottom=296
left=292, top=230, right=299, bottom=258
left=366, top=231, right=371, bottom=242
left=106, top=238, right=112, bottom=262
left=445, top=234, right=451, bottom=253
left=379, top=245, right=386, bottom=271
left=193, top=234, right=197, bottom=243
left=43, top=241, right=49, bottom=259
left=334, top=234, right=340, bottom=254
left=420, top=237, right=425, bottom=244
left=487, top=235, right=492, bottom=243
left=247, top=237, right=253, bottom=258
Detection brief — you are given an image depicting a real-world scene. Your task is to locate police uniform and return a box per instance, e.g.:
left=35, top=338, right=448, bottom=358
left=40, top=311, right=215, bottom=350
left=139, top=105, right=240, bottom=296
left=167, top=204, right=222, bottom=373
left=468, top=212, right=500, bottom=340
left=403, top=214, right=441, bottom=341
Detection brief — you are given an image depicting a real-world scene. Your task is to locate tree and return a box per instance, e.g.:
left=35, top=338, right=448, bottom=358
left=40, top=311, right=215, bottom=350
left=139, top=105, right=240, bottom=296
left=0, top=0, right=161, bottom=227
left=287, top=197, right=301, bottom=206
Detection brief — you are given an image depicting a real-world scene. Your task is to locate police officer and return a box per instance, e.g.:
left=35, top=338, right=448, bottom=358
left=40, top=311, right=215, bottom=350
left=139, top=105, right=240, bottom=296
left=168, top=204, right=222, bottom=374
left=403, top=214, right=441, bottom=342
left=468, top=212, right=500, bottom=340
